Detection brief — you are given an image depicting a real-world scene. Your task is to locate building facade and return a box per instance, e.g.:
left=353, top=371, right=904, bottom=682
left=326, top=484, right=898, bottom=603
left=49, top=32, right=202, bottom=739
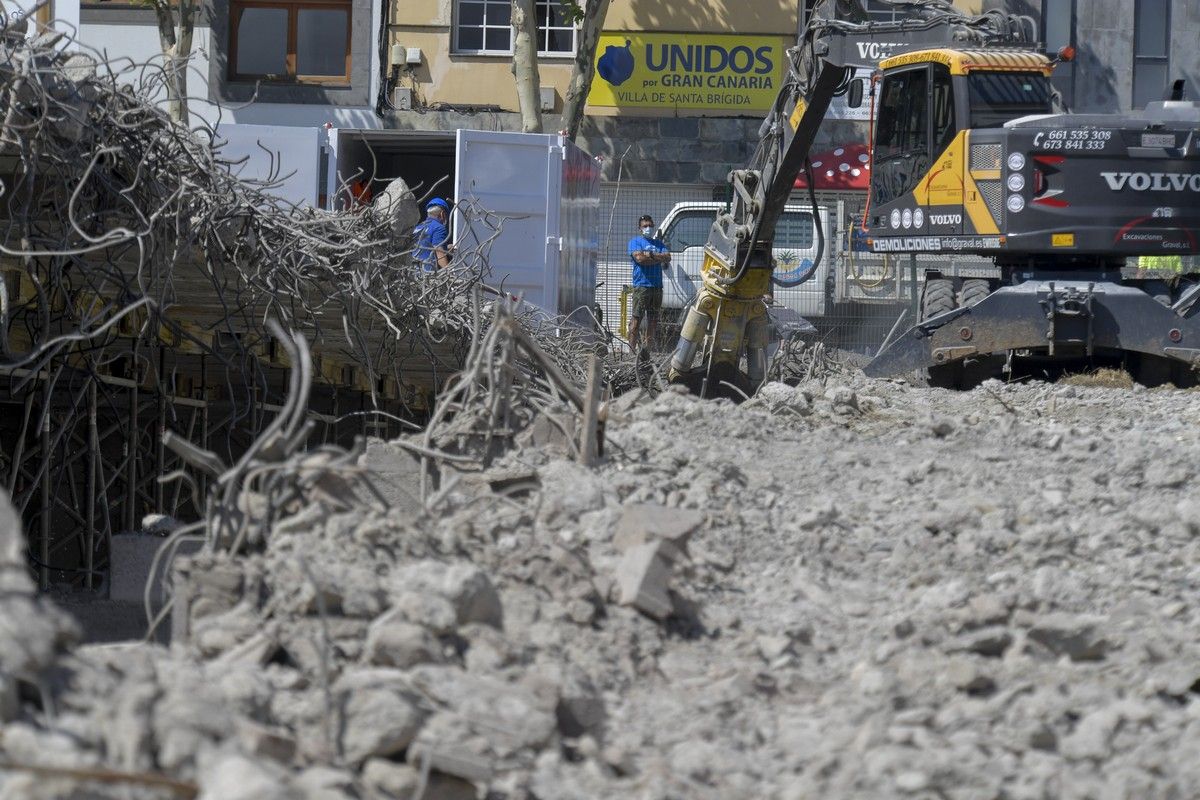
left=1047, top=0, right=1200, bottom=113
left=389, top=0, right=835, bottom=183
left=7, top=0, right=1194, bottom=171
left=2, top=0, right=387, bottom=130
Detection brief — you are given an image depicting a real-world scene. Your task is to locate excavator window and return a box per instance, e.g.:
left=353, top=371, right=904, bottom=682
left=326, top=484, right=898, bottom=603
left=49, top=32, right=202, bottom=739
left=932, top=64, right=957, bottom=156
left=872, top=66, right=931, bottom=205
left=875, top=67, right=929, bottom=160
left=967, top=71, right=1053, bottom=128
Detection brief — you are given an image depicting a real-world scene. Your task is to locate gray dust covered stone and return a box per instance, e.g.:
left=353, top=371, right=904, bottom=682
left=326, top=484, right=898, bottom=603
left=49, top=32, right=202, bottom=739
left=8, top=352, right=1200, bottom=799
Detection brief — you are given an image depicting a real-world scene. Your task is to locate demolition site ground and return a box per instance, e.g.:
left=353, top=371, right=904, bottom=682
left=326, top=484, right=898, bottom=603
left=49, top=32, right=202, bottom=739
left=4, top=360, right=1200, bottom=800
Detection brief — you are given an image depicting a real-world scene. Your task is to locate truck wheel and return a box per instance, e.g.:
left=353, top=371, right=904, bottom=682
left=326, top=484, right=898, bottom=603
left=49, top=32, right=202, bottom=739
left=922, top=278, right=960, bottom=388
left=960, top=278, right=991, bottom=308
left=921, top=278, right=956, bottom=320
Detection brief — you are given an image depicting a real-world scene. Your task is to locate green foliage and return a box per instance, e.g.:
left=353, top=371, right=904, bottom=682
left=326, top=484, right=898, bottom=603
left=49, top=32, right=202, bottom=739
left=558, top=0, right=585, bottom=25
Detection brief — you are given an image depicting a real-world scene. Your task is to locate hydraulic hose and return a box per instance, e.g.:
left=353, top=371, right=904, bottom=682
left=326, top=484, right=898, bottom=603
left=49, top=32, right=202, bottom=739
left=772, top=158, right=824, bottom=288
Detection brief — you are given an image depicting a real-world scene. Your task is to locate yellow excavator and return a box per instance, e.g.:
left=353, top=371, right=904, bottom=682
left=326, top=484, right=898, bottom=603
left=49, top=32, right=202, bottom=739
left=669, top=0, right=1200, bottom=392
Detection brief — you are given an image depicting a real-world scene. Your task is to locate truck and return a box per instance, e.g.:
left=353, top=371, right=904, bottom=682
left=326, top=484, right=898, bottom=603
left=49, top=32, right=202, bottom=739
left=667, top=0, right=1200, bottom=393
left=658, top=201, right=832, bottom=321
left=215, top=125, right=602, bottom=327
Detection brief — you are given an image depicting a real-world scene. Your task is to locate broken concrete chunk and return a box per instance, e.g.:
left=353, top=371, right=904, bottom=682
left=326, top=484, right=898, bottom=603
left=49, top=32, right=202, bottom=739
left=371, top=178, right=421, bottom=239
left=359, top=438, right=424, bottom=516
left=408, top=666, right=556, bottom=754
left=335, top=673, right=427, bottom=765
left=237, top=720, right=297, bottom=764
left=756, top=634, right=794, bottom=662
left=515, top=411, right=576, bottom=456
left=601, top=387, right=648, bottom=421
left=692, top=541, right=736, bottom=572
left=193, top=606, right=263, bottom=658
left=407, top=714, right=495, bottom=783
left=554, top=668, right=606, bottom=738
left=391, top=561, right=503, bottom=629
left=948, top=626, right=1013, bottom=658
left=612, top=503, right=703, bottom=560
left=295, top=765, right=358, bottom=800
left=174, top=554, right=246, bottom=623
left=961, top=594, right=1011, bottom=630
left=942, top=658, right=996, bottom=695
left=364, top=611, right=444, bottom=668
left=1027, top=613, right=1111, bottom=662
left=1060, top=707, right=1121, bottom=760
left=390, top=591, right=459, bottom=636
left=442, top=563, right=504, bottom=628
left=613, top=541, right=674, bottom=620
left=197, top=753, right=292, bottom=800
left=361, top=759, right=421, bottom=798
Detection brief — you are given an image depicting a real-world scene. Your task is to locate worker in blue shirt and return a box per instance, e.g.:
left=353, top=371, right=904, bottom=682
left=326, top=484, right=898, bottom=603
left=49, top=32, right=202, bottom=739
left=627, top=213, right=671, bottom=355
left=413, top=198, right=452, bottom=271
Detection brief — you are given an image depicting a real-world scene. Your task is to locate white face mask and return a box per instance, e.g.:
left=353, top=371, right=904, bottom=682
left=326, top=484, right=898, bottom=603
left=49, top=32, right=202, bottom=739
left=641, top=226, right=653, bottom=236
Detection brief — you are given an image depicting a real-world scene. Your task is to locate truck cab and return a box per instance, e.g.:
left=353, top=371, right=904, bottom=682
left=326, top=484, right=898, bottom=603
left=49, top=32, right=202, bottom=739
left=658, top=201, right=833, bottom=318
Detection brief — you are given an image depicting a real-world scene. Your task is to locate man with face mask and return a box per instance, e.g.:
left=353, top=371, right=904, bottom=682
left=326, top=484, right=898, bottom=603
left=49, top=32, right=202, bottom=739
left=627, top=213, right=671, bottom=355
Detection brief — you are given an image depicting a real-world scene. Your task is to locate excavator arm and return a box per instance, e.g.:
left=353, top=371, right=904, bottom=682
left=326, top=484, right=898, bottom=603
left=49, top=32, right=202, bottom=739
left=668, top=0, right=1035, bottom=394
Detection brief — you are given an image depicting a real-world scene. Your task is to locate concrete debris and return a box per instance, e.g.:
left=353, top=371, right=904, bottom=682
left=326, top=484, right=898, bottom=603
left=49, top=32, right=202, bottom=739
left=334, top=670, right=427, bottom=765
left=8, top=351, right=1200, bottom=799
left=391, top=560, right=503, bottom=628
left=370, top=177, right=421, bottom=239
left=612, top=502, right=703, bottom=560
left=364, top=611, right=445, bottom=668
left=1026, top=613, right=1112, bottom=662
left=613, top=541, right=675, bottom=620
left=198, top=753, right=292, bottom=800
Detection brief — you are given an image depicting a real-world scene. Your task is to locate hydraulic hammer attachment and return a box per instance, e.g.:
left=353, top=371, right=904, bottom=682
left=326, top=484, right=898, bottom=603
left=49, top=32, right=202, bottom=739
left=865, top=281, right=1200, bottom=383
left=670, top=247, right=773, bottom=397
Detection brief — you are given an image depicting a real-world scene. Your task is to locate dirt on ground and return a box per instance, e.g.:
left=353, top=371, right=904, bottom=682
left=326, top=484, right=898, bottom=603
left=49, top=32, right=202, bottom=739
left=4, top=364, right=1200, bottom=800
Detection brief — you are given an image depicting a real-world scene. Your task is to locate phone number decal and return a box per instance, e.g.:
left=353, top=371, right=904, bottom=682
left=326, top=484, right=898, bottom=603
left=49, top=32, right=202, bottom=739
left=1033, top=129, right=1112, bottom=151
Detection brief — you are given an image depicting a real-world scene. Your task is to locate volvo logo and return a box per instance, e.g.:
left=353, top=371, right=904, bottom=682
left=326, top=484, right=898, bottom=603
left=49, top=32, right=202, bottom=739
left=856, top=42, right=905, bottom=61
left=930, top=213, right=962, bottom=225
left=1101, top=172, right=1200, bottom=192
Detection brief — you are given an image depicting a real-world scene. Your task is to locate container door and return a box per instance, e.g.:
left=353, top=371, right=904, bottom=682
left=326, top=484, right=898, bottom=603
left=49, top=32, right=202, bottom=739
left=219, top=124, right=322, bottom=207
left=455, top=129, right=557, bottom=314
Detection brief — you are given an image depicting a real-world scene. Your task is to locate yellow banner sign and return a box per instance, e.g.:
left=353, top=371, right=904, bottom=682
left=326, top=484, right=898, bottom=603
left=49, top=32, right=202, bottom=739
left=587, top=32, right=786, bottom=112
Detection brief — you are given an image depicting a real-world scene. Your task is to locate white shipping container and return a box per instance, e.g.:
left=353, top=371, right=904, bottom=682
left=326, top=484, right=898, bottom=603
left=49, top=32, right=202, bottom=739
left=213, top=125, right=600, bottom=323
left=454, top=130, right=600, bottom=326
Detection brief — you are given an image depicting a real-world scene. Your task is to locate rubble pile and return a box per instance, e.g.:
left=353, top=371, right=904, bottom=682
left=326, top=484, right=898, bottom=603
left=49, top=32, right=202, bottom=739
left=0, top=21, right=638, bottom=425
left=5, top=360, right=1200, bottom=798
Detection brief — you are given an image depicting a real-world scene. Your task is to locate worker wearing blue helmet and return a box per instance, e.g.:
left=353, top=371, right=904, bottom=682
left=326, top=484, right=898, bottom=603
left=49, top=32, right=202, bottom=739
left=413, top=197, right=452, bottom=271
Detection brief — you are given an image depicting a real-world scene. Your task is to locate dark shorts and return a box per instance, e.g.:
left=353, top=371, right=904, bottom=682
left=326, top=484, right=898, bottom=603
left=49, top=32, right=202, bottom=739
left=630, top=286, right=663, bottom=321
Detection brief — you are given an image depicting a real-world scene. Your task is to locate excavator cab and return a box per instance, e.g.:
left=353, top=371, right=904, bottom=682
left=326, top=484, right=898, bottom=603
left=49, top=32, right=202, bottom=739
left=864, top=50, right=1059, bottom=245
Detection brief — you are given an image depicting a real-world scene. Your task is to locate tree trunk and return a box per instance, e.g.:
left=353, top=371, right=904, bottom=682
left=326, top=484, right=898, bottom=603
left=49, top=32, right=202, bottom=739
left=510, top=0, right=542, bottom=133
left=154, top=0, right=196, bottom=125
left=561, top=0, right=610, bottom=141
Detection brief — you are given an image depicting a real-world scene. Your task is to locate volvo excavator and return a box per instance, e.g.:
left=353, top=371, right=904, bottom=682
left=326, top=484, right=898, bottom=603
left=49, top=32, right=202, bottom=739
left=668, top=0, right=1200, bottom=392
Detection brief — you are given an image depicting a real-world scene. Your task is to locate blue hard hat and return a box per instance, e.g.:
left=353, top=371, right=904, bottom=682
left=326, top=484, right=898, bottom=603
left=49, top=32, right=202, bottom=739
left=426, top=197, right=449, bottom=211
